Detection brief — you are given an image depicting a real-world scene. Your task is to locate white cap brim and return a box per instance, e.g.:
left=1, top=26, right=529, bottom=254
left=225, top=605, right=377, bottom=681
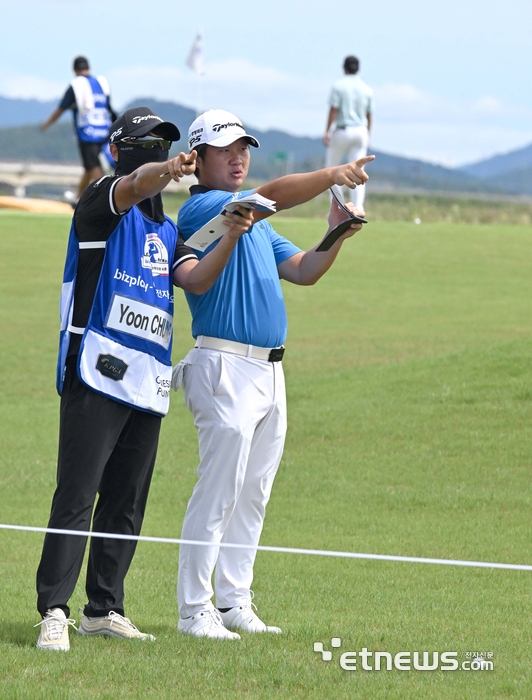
left=208, top=133, right=260, bottom=148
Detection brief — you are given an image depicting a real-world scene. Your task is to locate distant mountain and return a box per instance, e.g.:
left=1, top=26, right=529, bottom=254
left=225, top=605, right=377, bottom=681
left=122, top=99, right=491, bottom=190
left=120, top=98, right=329, bottom=180
left=0, top=95, right=58, bottom=127
left=459, top=143, right=532, bottom=179
left=493, top=165, right=532, bottom=195
left=458, top=141, right=532, bottom=193
left=0, top=123, right=79, bottom=162
left=0, top=93, right=529, bottom=194
left=362, top=149, right=485, bottom=193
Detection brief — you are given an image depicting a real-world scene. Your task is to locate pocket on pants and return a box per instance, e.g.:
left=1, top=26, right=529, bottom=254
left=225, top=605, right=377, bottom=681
left=208, top=352, right=225, bottom=396
left=183, top=350, right=225, bottom=414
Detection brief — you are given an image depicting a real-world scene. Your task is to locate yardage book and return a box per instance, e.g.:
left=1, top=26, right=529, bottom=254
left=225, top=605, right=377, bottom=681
left=315, top=185, right=367, bottom=252
left=185, top=193, right=277, bottom=251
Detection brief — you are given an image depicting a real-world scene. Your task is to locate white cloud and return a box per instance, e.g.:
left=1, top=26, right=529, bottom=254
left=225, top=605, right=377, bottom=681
left=106, top=59, right=329, bottom=138
left=374, top=82, right=532, bottom=125
left=204, top=59, right=297, bottom=88
left=472, top=96, right=505, bottom=117
left=105, top=64, right=191, bottom=108
left=0, top=72, right=65, bottom=101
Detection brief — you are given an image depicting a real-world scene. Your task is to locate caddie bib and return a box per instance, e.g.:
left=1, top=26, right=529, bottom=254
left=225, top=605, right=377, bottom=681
left=57, top=204, right=177, bottom=416
left=71, top=75, right=112, bottom=143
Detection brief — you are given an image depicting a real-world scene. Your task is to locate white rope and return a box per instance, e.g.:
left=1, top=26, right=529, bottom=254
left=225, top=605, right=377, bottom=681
left=1, top=523, right=530, bottom=572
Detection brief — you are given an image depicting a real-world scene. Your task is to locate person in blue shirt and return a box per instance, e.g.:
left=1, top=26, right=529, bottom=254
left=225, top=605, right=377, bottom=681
left=40, top=56, right=117, bottom=201
left=173, top=109, right=374, bottom=640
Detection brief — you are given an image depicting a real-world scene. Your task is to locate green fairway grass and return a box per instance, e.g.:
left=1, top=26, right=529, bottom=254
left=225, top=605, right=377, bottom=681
left=0, top=211, right=530, bottom=699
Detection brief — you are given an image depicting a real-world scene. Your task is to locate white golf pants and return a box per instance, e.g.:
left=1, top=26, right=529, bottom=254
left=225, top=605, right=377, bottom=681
left=325, top=125, right=369, bottom=210
left=178, top=347, right=287, bottom=618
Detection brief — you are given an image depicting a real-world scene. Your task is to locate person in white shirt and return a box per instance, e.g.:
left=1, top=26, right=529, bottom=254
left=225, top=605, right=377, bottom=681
left=324, top=56, right=374, bottom=210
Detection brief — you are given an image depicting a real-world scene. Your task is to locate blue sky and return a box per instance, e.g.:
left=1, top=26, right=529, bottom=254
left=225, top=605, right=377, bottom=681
left=1, top=0, right=531, bottom=166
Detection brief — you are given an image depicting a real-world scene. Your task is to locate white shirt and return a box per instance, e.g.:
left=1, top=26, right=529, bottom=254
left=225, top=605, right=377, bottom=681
left=329, top=75, right=374, bottom=128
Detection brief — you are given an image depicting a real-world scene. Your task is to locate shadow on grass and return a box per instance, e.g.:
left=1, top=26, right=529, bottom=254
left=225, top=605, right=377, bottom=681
left=0, top=620, right=37, bottom=648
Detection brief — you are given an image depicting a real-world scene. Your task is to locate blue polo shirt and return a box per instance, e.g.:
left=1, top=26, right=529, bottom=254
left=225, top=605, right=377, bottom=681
left=177, top=187, right=301, bottom=348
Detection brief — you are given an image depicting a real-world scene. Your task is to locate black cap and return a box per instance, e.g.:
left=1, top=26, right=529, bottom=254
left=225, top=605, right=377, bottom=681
left=109, top=107, right=181, bottom=144
left=73, top=56, right=90, bottom=71
left=343, top=55, right=359, bottom=72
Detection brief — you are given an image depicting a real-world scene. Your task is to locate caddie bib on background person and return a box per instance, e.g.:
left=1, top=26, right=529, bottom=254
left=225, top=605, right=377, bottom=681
left=71, top=74, right=113, bottom=143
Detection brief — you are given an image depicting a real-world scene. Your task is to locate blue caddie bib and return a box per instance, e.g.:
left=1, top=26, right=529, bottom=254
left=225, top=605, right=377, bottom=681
left=71, top=75, right=112, bottom=143
left=57, top=205, right=177, bottom=416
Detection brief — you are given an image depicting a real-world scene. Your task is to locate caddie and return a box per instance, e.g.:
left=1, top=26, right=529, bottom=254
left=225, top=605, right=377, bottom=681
left=40, top=56, right=118, bottom=202
left=34, top=106, right=254, bottom=651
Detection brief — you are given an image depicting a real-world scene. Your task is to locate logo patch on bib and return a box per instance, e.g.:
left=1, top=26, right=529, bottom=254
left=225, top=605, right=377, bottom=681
left=141, top=233, right=169, bottom=277
left=96, top=354, right=128, bottom=381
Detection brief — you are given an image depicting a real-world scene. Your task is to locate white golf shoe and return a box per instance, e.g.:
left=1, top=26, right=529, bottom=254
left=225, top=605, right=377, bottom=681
left=218, top=605, right=282, bottom=634
left=178, top=609, right=241, bottom=640
left=35, top=608, right=77, bottom=651
left=78, top=611, right=155, bottom=641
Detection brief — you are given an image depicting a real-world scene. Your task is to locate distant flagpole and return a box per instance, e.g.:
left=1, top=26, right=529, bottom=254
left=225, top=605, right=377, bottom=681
left=186, top=30, right=205, bottom=117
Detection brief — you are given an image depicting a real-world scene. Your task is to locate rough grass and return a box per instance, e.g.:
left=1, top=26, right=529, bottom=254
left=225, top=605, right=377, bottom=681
left=0, top=211, right=531, bottom=699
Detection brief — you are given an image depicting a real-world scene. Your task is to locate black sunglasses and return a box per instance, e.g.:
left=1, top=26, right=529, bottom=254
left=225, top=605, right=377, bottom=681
left=119, top=136, right=172, bottom=151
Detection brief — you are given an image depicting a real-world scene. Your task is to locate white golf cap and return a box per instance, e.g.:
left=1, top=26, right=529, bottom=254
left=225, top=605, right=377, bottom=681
left=188, top=109, right=260, bottom=151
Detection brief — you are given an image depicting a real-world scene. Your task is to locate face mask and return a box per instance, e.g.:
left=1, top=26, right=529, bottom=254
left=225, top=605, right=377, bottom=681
left=115, top=142, right=169, bottom=222
left=115, top=142, right=169, bottom=176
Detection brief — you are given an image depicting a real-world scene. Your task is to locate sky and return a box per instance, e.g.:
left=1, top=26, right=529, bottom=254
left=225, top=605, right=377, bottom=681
left=1, top=0, right=532, bottom=167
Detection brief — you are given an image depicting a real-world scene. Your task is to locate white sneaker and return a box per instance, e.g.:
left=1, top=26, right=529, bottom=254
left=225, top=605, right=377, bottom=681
left=35, top=608, right=77, bottom=651
left=178, top=609, right=241, bottom=640
left=78, top=611, right=155, bottom=641
left=219, top=605, right=282, bottom=634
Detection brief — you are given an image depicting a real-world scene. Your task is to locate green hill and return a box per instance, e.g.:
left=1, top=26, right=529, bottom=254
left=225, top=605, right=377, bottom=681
left=0, top=95, right=529, bottom=195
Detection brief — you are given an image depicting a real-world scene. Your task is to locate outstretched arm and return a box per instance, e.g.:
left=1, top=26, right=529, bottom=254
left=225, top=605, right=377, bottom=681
left=323, top=106, right=338, bottom=147
left=112, top=150, right=197, bottom=213
left=277, top=199, right=364, bottom=286
left=254, top=155, right=375, bottom=219
left=174, top=207, right=254, bottom=295
left=40, top=107, right=65, bottom=132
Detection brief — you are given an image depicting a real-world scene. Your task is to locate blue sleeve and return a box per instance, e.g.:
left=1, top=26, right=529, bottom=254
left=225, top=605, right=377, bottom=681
left=58, top=85, right=76, bottom=111
left=267, top=223, right=302, bottom=265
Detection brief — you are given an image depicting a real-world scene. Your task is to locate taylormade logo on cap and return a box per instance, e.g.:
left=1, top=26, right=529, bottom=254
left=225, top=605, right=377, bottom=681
left=132, top=115, right=163, bottom=125
left=212, top=121, right=244, bottom=133
left=188, top=109, right=260, bottom=150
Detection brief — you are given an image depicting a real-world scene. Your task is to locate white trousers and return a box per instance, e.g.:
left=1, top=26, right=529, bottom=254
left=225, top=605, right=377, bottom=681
left=325, top=125, right=369, bottom=210
left=178, top=347, right=287, bottom=618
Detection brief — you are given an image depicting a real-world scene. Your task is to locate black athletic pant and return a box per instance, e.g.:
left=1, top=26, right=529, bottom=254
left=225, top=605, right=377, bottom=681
left=36, top=357, right=161, bottom=618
